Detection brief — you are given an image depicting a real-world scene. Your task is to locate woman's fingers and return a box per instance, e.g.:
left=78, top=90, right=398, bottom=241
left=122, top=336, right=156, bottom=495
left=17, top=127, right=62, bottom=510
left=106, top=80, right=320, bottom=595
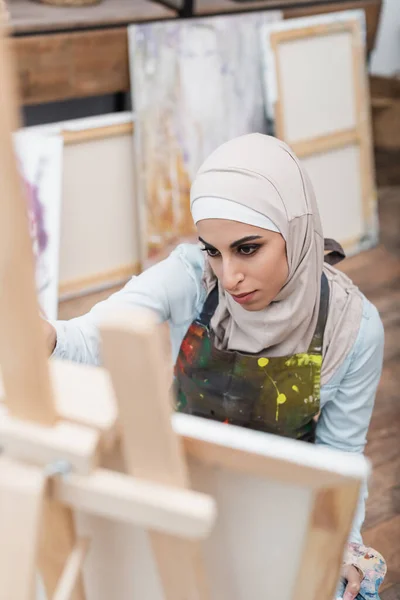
left=342, top=564, right=362, bottom=600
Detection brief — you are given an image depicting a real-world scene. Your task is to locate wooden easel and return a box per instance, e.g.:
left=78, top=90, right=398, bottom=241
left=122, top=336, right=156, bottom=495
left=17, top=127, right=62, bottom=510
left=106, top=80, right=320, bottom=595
left=0, top=8, right=370, bottom=600
left=0, top=9, right=213, bottom=600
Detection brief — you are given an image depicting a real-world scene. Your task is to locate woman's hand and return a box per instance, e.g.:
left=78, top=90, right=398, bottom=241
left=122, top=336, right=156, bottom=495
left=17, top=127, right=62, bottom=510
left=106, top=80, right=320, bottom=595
left=42, top=319, right=57, bottom=356
left=341, top=564, right=363, bottom=599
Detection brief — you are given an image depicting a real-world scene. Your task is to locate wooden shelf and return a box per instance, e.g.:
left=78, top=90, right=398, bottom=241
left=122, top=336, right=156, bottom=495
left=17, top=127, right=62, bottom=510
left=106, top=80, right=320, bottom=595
left=8, top=0, right=381, bottom=106
left=9, top=0, right=176, bottom=34
left=195, top=0, right=340, bottom=13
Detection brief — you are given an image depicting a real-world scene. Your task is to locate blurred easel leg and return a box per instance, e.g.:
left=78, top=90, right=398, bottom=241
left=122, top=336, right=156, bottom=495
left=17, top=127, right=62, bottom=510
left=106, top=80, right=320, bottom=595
left=0, top=457, right=47, bottom=600
left=0, top=14, right=86, bottom=600
left=101, top=308, right=210, bottom=600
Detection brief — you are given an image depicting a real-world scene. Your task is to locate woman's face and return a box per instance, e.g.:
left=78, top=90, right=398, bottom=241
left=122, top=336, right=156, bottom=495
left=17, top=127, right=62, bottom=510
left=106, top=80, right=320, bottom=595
left=197, top=219, right=288, bottom=311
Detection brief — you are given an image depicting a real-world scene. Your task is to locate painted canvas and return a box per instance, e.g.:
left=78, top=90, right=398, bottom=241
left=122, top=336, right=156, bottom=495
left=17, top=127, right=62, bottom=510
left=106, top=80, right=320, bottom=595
left=13, top=130, right=63, bottom=320
left=129, top=10, right=282, bottom=266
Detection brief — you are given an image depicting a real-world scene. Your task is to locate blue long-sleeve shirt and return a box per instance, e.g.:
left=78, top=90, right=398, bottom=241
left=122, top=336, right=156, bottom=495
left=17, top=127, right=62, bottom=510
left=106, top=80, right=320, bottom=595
left=53, top=243, right=384, bottom=544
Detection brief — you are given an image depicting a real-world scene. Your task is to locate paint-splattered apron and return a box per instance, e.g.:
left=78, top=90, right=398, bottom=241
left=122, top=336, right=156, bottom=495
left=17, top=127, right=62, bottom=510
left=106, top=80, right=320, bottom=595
left=174, top=272, right=329, bottom=443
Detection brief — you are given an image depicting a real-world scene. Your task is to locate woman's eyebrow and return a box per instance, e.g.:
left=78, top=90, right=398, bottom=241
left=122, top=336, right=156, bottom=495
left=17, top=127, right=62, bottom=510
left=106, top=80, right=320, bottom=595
left=198, top=237, right=216, bottom=249
left=230, top=235, right=263, bottom=249
left=198, top=235, right=263, bottom=250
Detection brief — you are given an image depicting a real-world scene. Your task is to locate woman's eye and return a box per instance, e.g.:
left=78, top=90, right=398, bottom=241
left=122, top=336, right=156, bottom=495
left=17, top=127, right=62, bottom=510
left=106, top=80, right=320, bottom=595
left=201, top=246, right=219, bottom=258
left=238, top=244, right=259, bottom=256
left=202, top=247, right=220, bottom=258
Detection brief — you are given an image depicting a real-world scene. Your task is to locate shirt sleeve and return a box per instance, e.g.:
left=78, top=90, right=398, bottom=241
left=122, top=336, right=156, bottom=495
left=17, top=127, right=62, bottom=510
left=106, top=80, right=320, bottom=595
left=52, top=244, right=205, bottom=366
left=315, top=299, right=385, bottom=544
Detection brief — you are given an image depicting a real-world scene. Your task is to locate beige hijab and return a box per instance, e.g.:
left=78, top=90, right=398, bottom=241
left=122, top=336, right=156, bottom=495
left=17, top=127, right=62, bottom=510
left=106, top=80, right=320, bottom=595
left=190, top=133, right=364, bottom=385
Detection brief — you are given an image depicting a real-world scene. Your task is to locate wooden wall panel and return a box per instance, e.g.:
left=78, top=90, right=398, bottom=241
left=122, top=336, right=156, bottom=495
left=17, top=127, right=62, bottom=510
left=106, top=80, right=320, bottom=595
left=9, top=0, right=176, bottom=34
left=13, top=28, right=130, bottom=105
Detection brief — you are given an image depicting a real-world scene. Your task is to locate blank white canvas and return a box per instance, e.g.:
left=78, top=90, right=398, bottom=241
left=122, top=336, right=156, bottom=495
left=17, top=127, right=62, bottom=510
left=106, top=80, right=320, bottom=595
left=261, top=10, right=366, bottom=129
left=60, top=132, right=138, bottom=285
left=302, top=145, right=364, bottom=244
left=73, top=415, right=368, bottom=600
left=277, top=30, right=356, bottom=142
left=76, top=469, right=312, bottom=600
left=24, top=113, right=139, bottom=295
left=261, top=10, right=377, bottom=254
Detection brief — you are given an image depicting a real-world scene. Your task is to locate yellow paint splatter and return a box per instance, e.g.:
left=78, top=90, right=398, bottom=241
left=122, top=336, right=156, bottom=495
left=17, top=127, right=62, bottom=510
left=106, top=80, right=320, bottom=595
left=285, top=358, right=296, bottom=367
left=277, top=393, right=287, bottom=405
left=258, top=357, right=269, bottom=368
left=298, top=355, right=310, bottom=366
left=309, top=355, right=323, bottom=367
left=276, top=393, right=287, bottom=420
left=292, top=385, right=299, bottom=393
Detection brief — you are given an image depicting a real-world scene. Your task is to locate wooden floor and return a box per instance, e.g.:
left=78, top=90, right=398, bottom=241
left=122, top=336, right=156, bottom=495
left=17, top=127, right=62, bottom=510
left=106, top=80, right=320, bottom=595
left=58, top=184, right=400, bottom=599
left=338, top=186, right=400, bottom=599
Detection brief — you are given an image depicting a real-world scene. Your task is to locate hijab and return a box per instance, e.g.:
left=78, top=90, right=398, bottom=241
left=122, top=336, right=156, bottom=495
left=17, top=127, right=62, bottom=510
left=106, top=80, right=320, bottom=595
left=190, top=133, right=364, bottom=385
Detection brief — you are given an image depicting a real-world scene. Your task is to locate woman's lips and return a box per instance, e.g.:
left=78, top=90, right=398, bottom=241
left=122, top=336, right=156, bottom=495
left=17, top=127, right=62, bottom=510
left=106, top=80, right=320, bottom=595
left=231, top=291, right=257, bottom=305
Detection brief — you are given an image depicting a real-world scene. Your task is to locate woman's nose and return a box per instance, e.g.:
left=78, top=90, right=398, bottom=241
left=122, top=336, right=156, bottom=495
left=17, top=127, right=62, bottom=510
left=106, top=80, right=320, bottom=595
left=221, top=259, right=244, bottom=291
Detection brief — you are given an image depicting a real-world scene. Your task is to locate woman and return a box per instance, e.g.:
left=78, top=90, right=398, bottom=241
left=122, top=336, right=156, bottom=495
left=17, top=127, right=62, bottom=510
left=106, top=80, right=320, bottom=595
left=46, top=134, right=386, bottom=600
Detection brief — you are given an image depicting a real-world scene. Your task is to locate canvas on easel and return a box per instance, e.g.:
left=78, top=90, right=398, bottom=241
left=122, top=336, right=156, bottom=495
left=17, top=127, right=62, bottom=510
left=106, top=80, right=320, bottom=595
left=0, top=6, right=370, bottom=600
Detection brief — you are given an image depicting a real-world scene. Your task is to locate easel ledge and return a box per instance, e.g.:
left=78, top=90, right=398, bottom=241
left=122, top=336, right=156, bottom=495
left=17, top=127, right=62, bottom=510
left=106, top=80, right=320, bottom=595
left=0, top=358, right=370, bottom=490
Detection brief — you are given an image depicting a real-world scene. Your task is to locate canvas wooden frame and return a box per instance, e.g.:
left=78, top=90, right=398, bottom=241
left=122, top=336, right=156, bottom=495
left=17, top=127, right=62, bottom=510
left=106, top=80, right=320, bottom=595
left=265, top=11, right=377, bottom=253
left=61, top=121, right=134, bottom=148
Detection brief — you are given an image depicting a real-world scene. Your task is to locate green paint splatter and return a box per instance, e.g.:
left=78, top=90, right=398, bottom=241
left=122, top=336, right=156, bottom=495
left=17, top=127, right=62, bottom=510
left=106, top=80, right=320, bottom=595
left=176, top=390, right=187, bottom=411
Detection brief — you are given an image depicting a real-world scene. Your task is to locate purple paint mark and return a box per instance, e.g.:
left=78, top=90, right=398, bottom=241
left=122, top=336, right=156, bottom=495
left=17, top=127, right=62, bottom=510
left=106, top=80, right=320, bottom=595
left=25, top=177, right=48, bottom=254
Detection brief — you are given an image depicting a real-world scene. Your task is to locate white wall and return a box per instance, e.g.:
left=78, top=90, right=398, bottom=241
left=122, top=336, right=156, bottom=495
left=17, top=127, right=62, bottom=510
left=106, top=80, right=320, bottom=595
left=370, top=0, right=400, bottom=76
